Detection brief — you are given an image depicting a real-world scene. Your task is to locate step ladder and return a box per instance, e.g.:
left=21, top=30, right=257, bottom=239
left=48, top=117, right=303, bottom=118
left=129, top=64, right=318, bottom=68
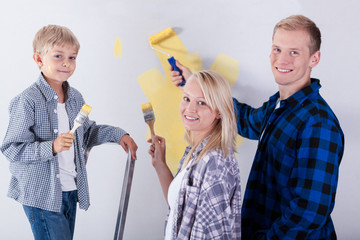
left=84, top=149, right=135, bottom=240
left=114, top=152, right=135, bottom=240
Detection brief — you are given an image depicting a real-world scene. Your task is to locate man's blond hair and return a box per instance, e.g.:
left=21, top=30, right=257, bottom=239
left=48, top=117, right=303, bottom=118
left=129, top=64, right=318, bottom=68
left=273, top=15, right=321, bottom=54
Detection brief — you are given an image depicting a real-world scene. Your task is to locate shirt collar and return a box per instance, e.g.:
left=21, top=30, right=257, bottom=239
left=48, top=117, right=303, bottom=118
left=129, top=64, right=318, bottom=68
left=35, top=73, right=75, bottom=102
left=286, top=78, right=321, bottom=108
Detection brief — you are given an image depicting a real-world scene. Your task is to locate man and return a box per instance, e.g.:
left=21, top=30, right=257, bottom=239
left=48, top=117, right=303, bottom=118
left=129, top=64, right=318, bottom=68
left=171, top=15, right=344, bottom=239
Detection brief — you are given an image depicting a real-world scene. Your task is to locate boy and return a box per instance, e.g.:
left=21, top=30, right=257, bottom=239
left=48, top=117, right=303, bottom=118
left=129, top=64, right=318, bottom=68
left=171, top=15, right=344, bottom=239
left=1, top=25, right=138, bottom=240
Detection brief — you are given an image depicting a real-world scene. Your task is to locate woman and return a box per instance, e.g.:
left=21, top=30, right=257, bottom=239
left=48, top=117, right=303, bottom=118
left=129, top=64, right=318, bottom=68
left=148, top=70, right=241, bottom=239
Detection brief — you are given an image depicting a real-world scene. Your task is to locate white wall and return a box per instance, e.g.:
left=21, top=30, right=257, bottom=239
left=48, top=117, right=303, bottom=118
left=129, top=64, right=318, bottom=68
left=0, top=0, right=359, bottom=239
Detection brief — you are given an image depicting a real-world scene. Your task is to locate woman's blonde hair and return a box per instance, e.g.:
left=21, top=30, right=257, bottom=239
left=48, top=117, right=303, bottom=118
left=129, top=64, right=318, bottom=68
left=33, top=25, right=80, bottom=55
left=181, top=70, right=237, bottom=169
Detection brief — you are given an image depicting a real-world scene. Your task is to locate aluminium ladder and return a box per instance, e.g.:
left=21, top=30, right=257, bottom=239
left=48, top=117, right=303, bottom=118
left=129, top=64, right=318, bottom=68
left=84, top=148, right=135, bottom=240
left=113, top=152, right=135, bottom=240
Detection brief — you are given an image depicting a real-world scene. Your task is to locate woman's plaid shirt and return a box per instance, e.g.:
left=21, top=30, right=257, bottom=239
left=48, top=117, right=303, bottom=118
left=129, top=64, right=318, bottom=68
left=167, top=138, right=242, bottom=239
left=234, top=79, right=344, bottom=239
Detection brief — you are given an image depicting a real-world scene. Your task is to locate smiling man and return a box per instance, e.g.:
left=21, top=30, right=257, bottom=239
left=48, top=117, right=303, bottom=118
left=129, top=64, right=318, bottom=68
left=170, top=14, right=345, bottom=240
left=233, top=15, right=345, bottom=239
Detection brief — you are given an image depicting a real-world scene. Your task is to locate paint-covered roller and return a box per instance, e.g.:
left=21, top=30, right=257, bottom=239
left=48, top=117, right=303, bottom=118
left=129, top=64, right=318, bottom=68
left=149, top=28, right=186, bottom=86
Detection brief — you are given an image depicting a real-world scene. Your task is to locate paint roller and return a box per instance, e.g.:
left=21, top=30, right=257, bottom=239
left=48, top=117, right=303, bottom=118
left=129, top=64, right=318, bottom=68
left=149, top=28, right=186, bottom=86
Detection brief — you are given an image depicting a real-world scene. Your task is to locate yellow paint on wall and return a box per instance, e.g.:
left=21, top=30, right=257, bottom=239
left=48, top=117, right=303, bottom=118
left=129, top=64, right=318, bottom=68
left=210, top=54, right=240, bottom=87
left=138, top=29, right=242, bottom=173
left=210, top=54, right=244, bottom=147
left=137, top=69, right=187, bottom=172
left=114, top=37, right=122, bottom=58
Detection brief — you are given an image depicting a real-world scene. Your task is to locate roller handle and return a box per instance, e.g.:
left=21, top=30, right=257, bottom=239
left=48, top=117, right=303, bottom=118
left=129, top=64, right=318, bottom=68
left=168, top=56, right=186, bottom=86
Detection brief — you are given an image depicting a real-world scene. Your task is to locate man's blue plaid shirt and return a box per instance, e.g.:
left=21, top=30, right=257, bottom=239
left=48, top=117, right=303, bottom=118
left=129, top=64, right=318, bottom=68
left=234, top=79, right=344, bottom=239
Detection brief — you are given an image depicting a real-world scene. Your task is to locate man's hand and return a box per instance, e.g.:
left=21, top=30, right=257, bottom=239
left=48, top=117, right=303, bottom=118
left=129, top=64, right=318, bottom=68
left=53, top=132, right=74, bottom=153
left=120, top=134, right=138, bottom=160
left=170, top=60, right=192, bottom=87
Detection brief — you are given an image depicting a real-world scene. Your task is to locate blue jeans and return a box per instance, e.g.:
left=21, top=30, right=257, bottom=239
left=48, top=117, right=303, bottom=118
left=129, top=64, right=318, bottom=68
left=23, top=190, right=77, bottom=240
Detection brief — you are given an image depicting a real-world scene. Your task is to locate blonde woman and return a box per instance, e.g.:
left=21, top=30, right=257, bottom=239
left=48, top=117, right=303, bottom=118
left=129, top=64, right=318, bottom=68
left=148, top=70, right=241, bottom=239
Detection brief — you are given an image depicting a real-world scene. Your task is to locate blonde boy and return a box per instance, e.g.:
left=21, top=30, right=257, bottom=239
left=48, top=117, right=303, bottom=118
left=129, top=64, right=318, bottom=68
left=1, top=25, right=137, bottom=240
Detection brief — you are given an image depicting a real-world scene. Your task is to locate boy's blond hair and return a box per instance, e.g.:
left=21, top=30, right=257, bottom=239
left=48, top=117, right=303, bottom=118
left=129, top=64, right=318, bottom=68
left=273, top=15, right=321, bottom=55
left=33, top=25, right=80, bottom=55
left=181, top=70, right=237, bottom=169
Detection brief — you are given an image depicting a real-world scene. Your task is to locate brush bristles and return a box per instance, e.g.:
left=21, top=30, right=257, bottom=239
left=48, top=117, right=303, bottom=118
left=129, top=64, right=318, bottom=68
left=141, top=102, right=153, bottom=112
left=149, top=27, right=175, bottom=45
left=141, top=102, right=155, bottom=122
left=74, top=104, right=92, bottom=125
left=80, top=104, right=92, bottom=116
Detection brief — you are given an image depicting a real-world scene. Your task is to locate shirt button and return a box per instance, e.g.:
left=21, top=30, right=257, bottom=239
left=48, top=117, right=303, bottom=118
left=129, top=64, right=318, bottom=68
left=54, top=95, right=58, bottom=100
left=54, top=109, right=57, bottom=114
left=54, top=129, right=58, bottom=133
left=56, top=174, right=60, bottom=178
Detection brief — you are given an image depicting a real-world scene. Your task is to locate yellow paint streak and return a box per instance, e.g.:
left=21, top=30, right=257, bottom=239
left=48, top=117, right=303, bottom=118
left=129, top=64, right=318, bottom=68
left=114, top=37, right=122, bottom=58
left=210, top=54, right=244, bottom=146
left=48, top=66, right=52, bottom=73
left=137, top=69, right=187, bottom=172
left=210, top=54, right=240, bottom=87
left=138, top=30, right=242, bottom=173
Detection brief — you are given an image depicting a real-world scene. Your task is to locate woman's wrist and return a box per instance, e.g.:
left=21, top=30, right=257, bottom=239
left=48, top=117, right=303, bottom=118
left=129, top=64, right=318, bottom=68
left=153, top=160, right=168, bottom=172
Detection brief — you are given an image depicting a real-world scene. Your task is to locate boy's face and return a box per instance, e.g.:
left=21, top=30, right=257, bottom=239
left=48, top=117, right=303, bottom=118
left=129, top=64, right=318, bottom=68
left=34, top=44, right=77, bottom=85
left=270, top=28, right=320, bottom=91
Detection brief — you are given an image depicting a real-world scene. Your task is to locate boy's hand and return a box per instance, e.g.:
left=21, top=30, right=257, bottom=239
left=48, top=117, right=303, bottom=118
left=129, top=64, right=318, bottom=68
left=53, top=132, right=74, bottom=153
left=120, top=134, right=138, bottom=160
left=170, top=60, right=192, bottom=87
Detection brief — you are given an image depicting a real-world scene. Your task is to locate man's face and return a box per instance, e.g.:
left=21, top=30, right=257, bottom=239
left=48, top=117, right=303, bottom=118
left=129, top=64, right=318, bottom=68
left=270, top=28, right=320, bottom=94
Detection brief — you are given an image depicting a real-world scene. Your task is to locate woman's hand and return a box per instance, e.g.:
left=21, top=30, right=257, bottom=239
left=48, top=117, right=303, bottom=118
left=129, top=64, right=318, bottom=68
left=148, top=135, right=173, bottom=203
left=147, top=135, right=166, bottom=168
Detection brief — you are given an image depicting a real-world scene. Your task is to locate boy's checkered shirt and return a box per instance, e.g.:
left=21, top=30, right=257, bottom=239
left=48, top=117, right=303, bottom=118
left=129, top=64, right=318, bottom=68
left=1, top=74, right=127, bottom=212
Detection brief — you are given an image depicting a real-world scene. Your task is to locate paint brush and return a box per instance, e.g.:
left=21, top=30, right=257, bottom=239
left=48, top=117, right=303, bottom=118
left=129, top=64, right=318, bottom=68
left=70, top=104, right=92, bottom=134
left=141, top=102, right=155, bottom=138
left=149, top=27, right=186, bottom=86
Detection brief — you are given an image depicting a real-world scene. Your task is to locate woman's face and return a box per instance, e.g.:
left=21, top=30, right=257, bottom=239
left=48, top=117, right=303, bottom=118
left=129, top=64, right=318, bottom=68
left=179, top=77, right=219, bottom=143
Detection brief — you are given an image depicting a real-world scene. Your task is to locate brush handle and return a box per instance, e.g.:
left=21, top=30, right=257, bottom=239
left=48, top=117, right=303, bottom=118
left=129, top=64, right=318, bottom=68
left=146, top=120, right=156, bottom=139
left=70, top=121, right=81, bottom=134
left=168, top=56, right=186, bottom=86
